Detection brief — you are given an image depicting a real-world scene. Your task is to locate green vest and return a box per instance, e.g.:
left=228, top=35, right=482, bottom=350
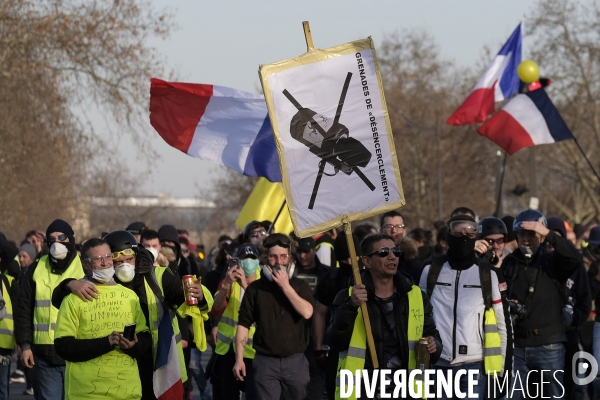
left=32, top=255, right=84, bottom=345
left=56, top=284, right=147, bottom=399
left=215, top=281, right=257, bottom=359
left=0, top=274, right=15, bottom=349
left=143, top=266, right=187, bottom=383
left=335, top=285, right=424, bottom=400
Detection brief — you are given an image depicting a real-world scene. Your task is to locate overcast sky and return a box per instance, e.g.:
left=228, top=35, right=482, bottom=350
left=116, top=0, right=538, bottom=198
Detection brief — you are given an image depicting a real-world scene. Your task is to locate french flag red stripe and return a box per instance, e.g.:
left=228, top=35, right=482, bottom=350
left=477, top=109, right=535, bottom=155
left=446, top=87, right=496, bottom=126
left=149, top=78, right=212, bottom=153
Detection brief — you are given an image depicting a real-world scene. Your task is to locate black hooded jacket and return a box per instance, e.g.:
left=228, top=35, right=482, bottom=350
left=326, top=270, right=442, bottom=371
left=501, top=231, right=582, bottom=347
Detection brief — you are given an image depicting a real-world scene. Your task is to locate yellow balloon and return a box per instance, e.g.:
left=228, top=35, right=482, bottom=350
left=518, top=60, right=540, bottom=83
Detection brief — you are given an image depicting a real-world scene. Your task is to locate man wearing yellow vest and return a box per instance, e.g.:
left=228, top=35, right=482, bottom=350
left=418, top=214, right=508, bottom=400
left=51, top=230, right=211, bottom=400
left=54, top=237, right=151, bottom=399
left=212, top=243, right=260, bottom=400
left=15, top=219, right=84, bottom=400
left=0, top=233, right=20, bottom=399
left=327, top=233, right=441, bottom=399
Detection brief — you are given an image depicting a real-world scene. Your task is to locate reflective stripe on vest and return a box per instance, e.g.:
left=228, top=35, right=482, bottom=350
left=483, top=307, right=502, bottom=375
left=0, top=275, right=14, bottom=349
left=144, top=266, right=187, bottom=383
left=315, top=241, right=339, bottom=268
left=215, top=281, right=257, bottom=359
left=32, top=255, right=84, bottom=345
left=335, top=285, right=424, bottom=400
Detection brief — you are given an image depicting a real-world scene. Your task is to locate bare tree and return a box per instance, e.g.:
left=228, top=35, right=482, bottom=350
left=0, top=0, right=173, bottom=239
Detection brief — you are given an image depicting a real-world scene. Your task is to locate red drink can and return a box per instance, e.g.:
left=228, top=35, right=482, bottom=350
left=182, top=275, right=198, bottom=306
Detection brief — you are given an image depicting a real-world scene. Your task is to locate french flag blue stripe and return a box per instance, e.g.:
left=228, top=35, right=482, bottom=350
left=525, top=89, right=574, bottom=142
left=498, top=23, right=522, bottom=99
left=244, top=116, right=282, bottom=181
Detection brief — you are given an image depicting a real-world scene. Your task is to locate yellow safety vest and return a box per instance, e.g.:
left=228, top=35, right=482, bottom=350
left=335, top=285, right=424, bottom=400
left=144, top=266, right=187, bottom=383
left=214, top=277, right=259, bottom=359
left=316, top=241, right=339, bottom=268
left=483, top=307, right=503, bottom=375
left=0, top=274, right=14, bottom=349
left=32, top=255, right=84, bottom=345
left=56, top=284, right=148, bottom=399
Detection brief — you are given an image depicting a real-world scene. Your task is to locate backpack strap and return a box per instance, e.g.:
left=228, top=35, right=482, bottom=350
left=426, top=255, right=447, bottom=298
left=477, top=260, right=493, bottom=310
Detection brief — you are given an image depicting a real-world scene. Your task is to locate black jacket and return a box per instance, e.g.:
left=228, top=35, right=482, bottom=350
left=586, top=260, right=600, bottom=323
left=501, top=231, right=582, bottom=347
left=326, top=270, right=442, bottom=371
left=15, top=250, right=79, bottom=365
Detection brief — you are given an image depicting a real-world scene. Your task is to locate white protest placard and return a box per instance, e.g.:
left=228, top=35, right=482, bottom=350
left=259, top=37, right=405, bottom=237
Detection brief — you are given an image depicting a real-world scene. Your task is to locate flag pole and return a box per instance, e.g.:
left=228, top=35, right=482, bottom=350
left=268, top=200, right=287, bottom=234
left=573, top=138, right=600, bottom=184
left=343, top=217, right=379, bottom=368
left=494, top=152, right=508, bottom=217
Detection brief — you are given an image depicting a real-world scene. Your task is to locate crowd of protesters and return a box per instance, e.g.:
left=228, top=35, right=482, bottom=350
left=0, top=208, right=598, bottom=399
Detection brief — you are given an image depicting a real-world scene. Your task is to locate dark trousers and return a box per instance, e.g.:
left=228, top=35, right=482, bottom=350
left=218, top=349, right=256, bottom=400
left=253, top=352, right=309, bottom=400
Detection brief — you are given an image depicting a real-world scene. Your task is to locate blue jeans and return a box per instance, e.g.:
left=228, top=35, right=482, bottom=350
left=512, top=344, right=565, bottom=400
left=434, top=361, right=486, bottom=400
left=33, top=355, right=65, bottom=400
left=0, top=357, right=10, bottom=400
left=189, top=347, right=210, bottom=399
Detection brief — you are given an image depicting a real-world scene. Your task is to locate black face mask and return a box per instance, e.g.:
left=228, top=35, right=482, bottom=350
left=446, top=234, right=477, bottom=269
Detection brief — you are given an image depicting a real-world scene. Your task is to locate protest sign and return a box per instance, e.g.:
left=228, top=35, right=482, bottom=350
left=259, top=34, right=404, bottom=237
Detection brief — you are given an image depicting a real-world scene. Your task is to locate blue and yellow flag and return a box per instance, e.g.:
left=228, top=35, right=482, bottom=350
left=235, top=178, right=294, bottom=235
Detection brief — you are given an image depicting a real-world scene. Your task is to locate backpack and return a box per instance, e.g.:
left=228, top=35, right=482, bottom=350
left=426, top=255, right=492, bottom=310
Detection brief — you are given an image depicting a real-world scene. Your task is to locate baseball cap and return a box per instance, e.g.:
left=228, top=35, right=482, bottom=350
left=234, top=243, right=259, bottom=259
left=296, top=237, right=316, bottom=252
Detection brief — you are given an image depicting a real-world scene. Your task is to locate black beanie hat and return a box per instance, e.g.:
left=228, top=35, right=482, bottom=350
left=334, top=233, right=360, bottom=260
left=158, top=225, right=179, bottom=244
left=46, top=219, right=75, bottom=243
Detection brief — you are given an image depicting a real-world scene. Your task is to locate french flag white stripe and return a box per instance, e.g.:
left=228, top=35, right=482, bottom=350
left=187, top=87, right=267, bottom=173
left=472, top=53, right=511, bottom=99
left=503, top=95, right=555, bottom=144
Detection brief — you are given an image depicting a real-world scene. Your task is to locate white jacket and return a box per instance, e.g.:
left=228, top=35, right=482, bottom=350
left=419, top=262, right=507, bottom=367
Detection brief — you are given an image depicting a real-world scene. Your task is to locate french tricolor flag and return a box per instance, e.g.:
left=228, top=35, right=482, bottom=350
left=150, top=78, right=281, bottom=182
left=153, top=311, right=184, bottom=400
left=477, top=88, right=573, bottom=155
left=447, top=23, right=522, bottom=126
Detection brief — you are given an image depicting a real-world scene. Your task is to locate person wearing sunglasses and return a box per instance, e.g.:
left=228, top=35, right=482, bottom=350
left=475, top=217, right=510, bottom=268
left=327, top=233, right=441, bottom=397
left=15, top=219, right=85, bottom=400
left=53, top=237, right=151, bottom=400
left=243, top=221, right=269, bottom=247
left=233, top=233, right=313, bottom=400
left=419, top=214, right=508, bottom=399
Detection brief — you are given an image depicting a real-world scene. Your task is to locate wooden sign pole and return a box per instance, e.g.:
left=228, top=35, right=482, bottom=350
left=343, top=218, right=379, bottom=368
